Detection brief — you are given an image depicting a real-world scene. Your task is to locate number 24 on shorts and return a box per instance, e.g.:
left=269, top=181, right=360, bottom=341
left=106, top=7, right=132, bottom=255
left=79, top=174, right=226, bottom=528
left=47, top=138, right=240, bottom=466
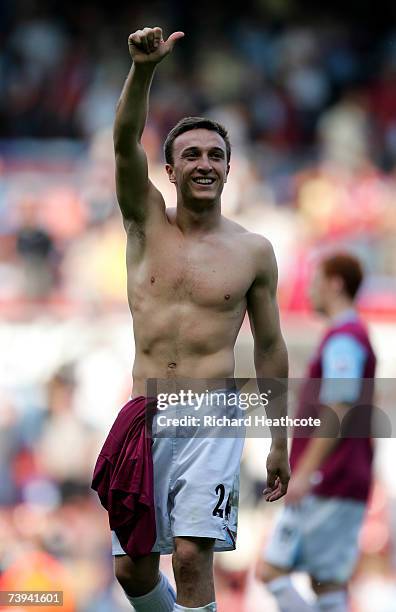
left=212, top=484, right=231, bottom=519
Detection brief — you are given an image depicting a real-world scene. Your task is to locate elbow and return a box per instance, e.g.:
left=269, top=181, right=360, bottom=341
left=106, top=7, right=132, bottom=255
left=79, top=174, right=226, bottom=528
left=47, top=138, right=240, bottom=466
left=255, top=334, right=287, bottom=358
left=254, top=336, right=288, bottom=374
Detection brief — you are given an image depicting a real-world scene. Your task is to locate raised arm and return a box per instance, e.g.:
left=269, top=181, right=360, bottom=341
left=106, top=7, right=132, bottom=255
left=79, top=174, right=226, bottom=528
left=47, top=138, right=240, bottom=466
left=247, top=237, right=290, bottom=501
left=114, top=27, right=184, bottom=226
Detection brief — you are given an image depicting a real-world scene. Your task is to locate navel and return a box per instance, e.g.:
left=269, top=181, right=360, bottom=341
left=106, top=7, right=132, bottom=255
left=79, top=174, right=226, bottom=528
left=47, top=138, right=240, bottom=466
left=167, top=362, right=177, bottom=369
left=224, top=294, right=230, bottom=300
left=150, top=276, right=155, bottom=284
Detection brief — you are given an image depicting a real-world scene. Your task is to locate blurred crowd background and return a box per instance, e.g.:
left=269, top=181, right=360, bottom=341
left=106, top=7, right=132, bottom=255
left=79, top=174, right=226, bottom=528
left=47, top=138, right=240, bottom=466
left=1, top=0, right=396, bottom=610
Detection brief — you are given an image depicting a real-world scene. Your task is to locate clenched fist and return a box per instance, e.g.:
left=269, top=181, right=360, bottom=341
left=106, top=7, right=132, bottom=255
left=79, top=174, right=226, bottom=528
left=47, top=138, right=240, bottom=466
left=128, top=27, right=184, bottom=64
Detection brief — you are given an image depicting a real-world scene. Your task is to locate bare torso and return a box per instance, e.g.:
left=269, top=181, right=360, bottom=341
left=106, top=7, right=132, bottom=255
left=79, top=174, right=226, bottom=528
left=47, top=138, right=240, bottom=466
left=113, top=27, right=290, bottom=504
left=127, top=209, right=258, bottom=396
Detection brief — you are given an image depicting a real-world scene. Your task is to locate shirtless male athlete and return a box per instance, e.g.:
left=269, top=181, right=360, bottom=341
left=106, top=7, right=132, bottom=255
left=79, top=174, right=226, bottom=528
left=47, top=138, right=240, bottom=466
left=100, top=26, right=290, bottom=612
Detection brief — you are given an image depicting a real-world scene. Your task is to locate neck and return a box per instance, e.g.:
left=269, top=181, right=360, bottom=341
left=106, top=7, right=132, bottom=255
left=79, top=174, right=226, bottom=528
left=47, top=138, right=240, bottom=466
left=175, top=198, right=222, bottom=233
left=326, top=296, right=355, bottom=319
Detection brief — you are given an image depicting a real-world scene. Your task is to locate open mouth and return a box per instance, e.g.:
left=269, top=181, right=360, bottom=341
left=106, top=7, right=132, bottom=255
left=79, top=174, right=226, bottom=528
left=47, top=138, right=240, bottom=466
left=192, top=177, right=216, bottom=185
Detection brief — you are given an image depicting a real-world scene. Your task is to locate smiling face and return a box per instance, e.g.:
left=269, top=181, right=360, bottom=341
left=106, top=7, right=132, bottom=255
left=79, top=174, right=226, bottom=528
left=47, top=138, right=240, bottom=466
left=165, top=128, right=230, bottom=207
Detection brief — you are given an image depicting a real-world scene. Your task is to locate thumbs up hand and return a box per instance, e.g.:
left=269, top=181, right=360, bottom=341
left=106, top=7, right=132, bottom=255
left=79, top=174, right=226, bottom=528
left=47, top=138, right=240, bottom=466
left=128, top=27, right=184, bottom=65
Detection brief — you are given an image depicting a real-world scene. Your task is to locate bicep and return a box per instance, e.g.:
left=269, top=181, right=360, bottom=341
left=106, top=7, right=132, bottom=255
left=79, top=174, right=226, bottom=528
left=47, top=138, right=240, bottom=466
left=247, top=281, right=281, bottom=349
left=247, top=244, right=282, bottom=352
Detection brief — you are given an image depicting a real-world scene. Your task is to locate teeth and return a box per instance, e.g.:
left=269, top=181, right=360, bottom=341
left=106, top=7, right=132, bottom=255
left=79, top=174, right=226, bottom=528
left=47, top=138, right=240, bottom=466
left=193, top=178, right=214, bottom=184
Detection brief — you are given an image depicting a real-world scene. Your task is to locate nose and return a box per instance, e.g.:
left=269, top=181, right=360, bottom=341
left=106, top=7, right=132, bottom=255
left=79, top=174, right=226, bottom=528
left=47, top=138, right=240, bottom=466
left=196, top=156, right=212, bottom=172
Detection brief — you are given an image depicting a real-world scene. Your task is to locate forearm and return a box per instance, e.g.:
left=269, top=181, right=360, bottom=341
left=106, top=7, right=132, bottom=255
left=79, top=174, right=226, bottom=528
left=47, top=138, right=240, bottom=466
left=114, top=62, right=156, bottom=153
left=255, top=336, right=289, bottom=447
left=296, top=403, right=345, bottom=476
left=296, top=437, right=338, bottom=478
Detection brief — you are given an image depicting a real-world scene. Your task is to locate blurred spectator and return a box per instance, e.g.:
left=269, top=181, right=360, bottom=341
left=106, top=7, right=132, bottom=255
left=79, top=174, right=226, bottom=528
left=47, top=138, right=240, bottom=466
left=15, top=197, right=55, bottom=300
left=36, top=365, right=97, bottom=499
left=318, top=88, right=372, bottom=173
left=0, top=395, right=23, bottom=505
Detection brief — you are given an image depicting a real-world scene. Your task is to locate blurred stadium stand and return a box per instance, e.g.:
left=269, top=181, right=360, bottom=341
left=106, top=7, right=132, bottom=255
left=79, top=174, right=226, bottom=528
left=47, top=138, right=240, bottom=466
left=1, top=1, right=396, bottom=610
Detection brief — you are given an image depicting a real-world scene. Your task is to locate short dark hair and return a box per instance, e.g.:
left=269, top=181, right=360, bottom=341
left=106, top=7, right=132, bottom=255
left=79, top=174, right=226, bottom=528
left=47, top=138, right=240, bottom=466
left=164, top=116, right=231, bottom=165
left=321, top=253, right=364, bottom=299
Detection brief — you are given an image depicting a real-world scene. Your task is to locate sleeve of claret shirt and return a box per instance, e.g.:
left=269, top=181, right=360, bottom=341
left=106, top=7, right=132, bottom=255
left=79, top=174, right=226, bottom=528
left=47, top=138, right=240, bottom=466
left=319, top=333, right=367, bottom=405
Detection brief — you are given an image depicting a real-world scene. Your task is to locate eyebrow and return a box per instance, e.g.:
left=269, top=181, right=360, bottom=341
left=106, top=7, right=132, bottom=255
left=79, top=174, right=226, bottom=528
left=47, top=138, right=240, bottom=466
left=181, top=146, right=225, bottom=157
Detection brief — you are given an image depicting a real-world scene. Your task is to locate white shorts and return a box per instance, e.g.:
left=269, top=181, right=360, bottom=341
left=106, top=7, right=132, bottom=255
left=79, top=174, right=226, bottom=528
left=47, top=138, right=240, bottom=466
left=264, top=495, right=366, bottom=583
left=112, top=391, right=245, bottom=555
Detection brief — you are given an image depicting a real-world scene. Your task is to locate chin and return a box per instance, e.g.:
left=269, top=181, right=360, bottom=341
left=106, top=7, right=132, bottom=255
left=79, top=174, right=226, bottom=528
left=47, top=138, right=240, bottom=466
left=194, top=192, right=217, bottom=201
left=187, top=189, right=219, bottom=204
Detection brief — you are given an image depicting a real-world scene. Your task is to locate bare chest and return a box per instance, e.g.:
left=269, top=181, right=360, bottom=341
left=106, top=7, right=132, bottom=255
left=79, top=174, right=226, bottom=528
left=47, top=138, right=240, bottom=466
left=128, top=233, right=254, bottom=309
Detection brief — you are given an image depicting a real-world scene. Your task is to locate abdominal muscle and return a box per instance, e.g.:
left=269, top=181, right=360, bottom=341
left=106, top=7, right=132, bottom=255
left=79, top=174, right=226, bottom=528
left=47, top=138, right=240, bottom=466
left=131, top=351, right=236, bottom=397
left=129, top=298, right=246, bottom=397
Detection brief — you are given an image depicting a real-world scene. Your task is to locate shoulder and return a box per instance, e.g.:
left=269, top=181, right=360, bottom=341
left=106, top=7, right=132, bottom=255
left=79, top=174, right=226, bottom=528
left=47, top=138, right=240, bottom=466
left=222, top=217, right=275, bottom=258
left=243, top=230, right=277, bottom=282
left=223, top=220, right=277, bottom=290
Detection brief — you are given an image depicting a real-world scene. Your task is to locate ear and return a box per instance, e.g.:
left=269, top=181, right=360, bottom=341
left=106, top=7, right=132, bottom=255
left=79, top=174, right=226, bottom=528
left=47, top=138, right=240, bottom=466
left=224, top=163, right=230, bottom=183
left=330, top=276, right=344, bottom=294
left=165, top=163, right=176, bottom=183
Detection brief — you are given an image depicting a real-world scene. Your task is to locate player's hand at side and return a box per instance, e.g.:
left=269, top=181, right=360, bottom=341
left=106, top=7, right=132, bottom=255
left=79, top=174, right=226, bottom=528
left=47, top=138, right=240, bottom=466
left=128, top=27, right=184, bottom=65
left=264, top=444, right=290, bottom=502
